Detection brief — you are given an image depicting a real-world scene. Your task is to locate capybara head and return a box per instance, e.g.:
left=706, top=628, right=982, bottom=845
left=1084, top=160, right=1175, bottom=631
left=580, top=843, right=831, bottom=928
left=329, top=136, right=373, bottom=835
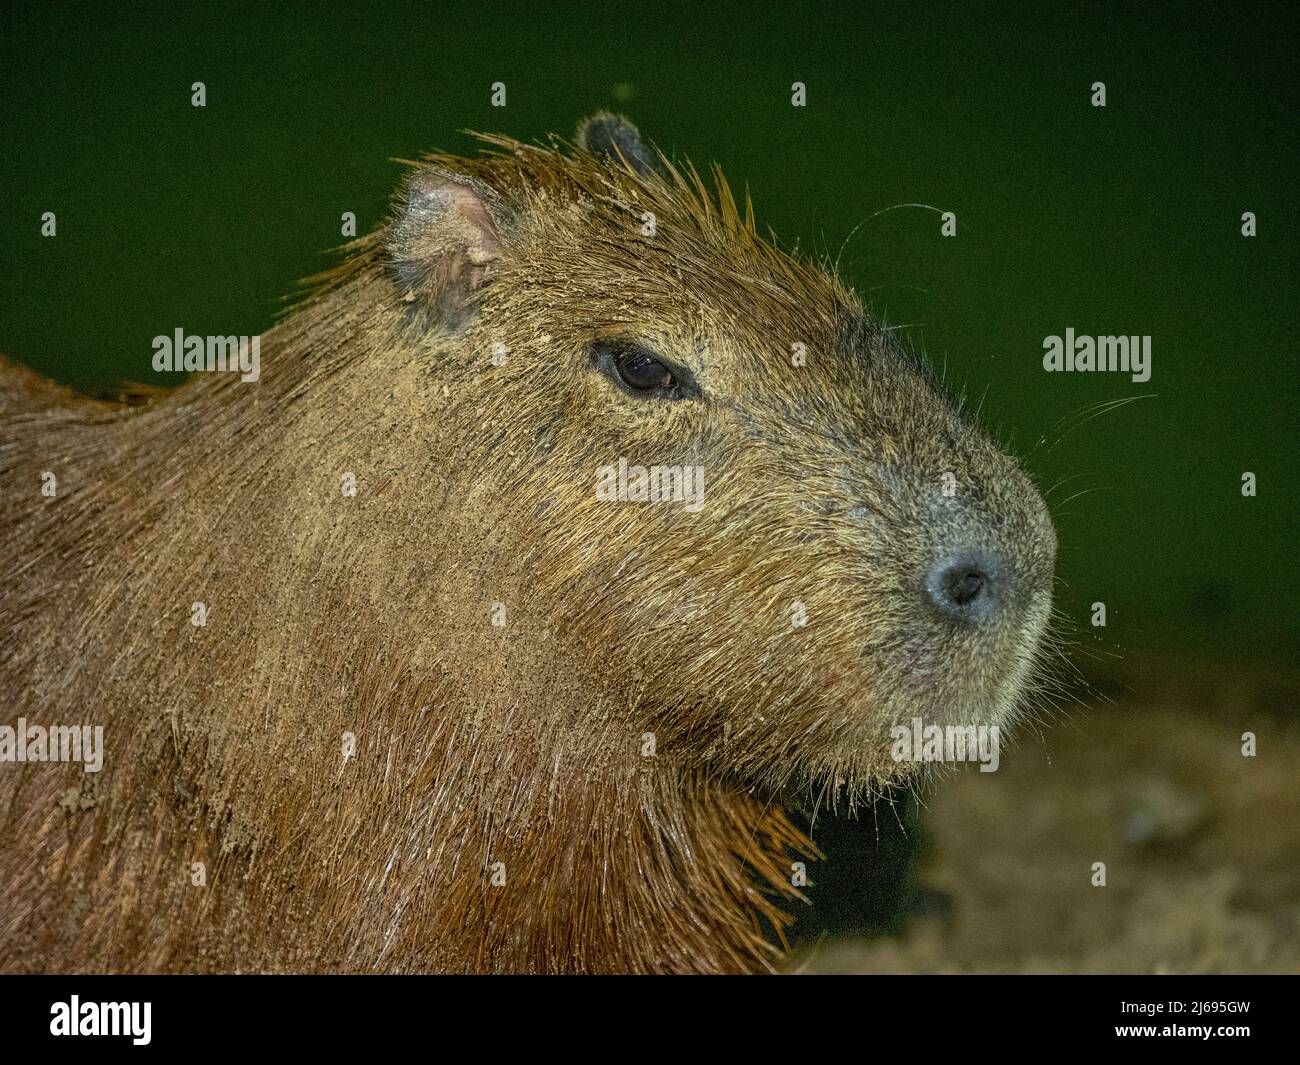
left=376, top=113, right=1057, bottom=799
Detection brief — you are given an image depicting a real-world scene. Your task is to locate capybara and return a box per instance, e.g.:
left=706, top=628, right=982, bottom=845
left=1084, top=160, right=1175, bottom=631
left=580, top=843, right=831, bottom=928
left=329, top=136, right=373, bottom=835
left=0, top=114, right=1056, bottom=973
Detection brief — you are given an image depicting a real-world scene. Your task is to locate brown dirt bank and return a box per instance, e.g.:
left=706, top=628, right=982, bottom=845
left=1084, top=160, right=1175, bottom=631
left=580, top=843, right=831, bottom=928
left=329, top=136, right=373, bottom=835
left=798, top=657, right=1300, bottom=974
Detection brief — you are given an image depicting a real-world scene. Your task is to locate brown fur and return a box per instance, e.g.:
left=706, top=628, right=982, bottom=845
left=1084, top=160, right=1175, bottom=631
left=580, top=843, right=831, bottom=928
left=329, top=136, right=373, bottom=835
left=0, top=119, right=1055, bottom=973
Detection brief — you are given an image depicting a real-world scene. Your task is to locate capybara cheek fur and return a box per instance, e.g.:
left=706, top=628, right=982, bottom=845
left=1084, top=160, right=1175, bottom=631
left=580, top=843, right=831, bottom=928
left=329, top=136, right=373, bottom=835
left=0, top=113, right=1055, bottom=973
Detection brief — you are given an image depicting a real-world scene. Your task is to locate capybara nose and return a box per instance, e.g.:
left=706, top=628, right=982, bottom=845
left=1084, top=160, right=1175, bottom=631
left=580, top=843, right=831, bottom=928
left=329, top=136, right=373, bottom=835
left=926, top=550, right=1001, bottom=623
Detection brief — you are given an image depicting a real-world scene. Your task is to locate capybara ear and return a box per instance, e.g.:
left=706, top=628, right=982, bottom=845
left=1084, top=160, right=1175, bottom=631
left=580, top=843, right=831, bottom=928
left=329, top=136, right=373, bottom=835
left=575, top=111, right=665, bottom=178
left=386, top=167, right=505, bottom=327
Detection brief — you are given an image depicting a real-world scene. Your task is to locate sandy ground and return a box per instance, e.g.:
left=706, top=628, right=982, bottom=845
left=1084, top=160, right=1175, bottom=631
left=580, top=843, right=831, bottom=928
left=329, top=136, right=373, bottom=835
left=797, top=657, right=1300, bottom=974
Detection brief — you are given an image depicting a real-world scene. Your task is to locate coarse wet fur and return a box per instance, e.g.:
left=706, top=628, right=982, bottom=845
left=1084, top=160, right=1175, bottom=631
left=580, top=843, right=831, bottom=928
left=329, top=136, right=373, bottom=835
left=0, top=115, right=1057, bottom=973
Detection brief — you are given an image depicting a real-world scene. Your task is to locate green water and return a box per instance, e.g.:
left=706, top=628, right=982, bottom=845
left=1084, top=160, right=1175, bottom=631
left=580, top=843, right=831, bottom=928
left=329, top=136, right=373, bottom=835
left=2, top=2, right=1296, bottom=665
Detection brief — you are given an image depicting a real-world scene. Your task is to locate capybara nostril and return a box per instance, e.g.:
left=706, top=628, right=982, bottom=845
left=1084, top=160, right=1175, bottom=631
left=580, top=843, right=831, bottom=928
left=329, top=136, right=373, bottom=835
left=927, top=551, right=1000, bottom=622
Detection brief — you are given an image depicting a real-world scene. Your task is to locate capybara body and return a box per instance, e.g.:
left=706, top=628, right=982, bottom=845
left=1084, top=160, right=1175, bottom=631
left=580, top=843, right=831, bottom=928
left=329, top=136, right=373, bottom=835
left=0, top=116, right=1056, bottom=973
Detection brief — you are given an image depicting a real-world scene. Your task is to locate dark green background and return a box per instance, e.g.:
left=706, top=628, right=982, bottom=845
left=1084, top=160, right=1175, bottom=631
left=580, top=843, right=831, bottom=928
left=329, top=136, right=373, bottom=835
left=2, top=1, right=1296, bottom=666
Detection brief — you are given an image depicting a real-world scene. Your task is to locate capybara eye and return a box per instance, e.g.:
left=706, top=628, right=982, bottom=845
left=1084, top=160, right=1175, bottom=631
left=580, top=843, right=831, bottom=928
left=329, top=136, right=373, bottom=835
left=591, top=340, right=699, bottom=399
left=617, top=350, right=673, bottom=390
